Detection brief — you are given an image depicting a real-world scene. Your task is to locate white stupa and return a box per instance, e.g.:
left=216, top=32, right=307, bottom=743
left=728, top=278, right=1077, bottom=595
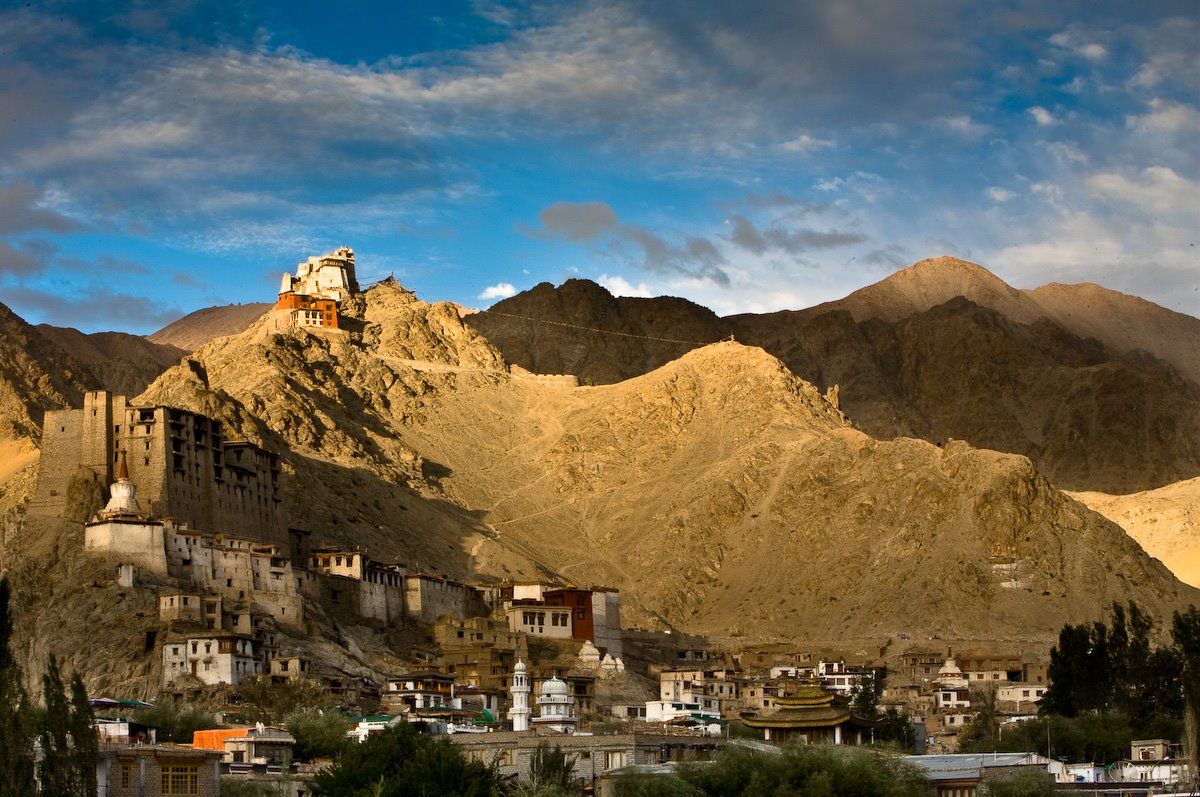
left=532, top=675, right=577, bottom=734
left=508, top=659, right=531, bottom=732
left=99, top=451, right=141, bottom=518
left=936, top=652, right=969, bottom=690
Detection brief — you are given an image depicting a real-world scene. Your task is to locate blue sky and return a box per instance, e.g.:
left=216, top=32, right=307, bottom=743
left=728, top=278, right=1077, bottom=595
left=0, top=0, right=1197, bottom=333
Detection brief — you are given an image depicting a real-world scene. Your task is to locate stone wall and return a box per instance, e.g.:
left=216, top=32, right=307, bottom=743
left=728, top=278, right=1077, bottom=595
left=84, top=519, right=167, bottom=574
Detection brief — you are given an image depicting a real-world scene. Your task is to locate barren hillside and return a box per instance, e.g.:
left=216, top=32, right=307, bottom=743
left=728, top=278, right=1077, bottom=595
left=1071, top=478, right=1200, bottom=589
left=0, top=302, right=90, bottom=443
left=469, top=275, right=1200, bottom=493
left=36, top=325, right=186, bottom=397
left=122, top=279, right=1197, bottom=644
left=147, top=302, right=272, bottom=351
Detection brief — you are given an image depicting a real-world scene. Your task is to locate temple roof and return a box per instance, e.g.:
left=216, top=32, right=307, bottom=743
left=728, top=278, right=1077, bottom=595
left=740, top=679, right=877, bottom=730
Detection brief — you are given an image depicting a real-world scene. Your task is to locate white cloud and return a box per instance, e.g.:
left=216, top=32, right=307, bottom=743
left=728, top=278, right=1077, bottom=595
left=479, top=282, right=516, bottom=300
left=939, top=114, right=991, bottom=137
left=986, top=187, right=1015, bottom=203
left=1086, top=166, right=1200, bottom=216
left=1126, top=99, right=1200, bottom=135
left=780, top=133, right=833, bottom=153
left=1028, top=106, right=1056, bottom=127
left=596, top=274, right=653, bottom=298
left=1049, top=28, right=1108, bottom=61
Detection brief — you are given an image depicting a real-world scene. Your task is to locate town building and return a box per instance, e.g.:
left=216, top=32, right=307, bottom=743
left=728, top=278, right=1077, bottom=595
left=509, top=659, right=531, bottom=732
left=404, top=573, right=477, bottom=623
left=384, top=672, right=455, bottom=711
left=97, top=745, right=223, bottom=797
left=740, top=679, right=877, bottom=746
left=449, top=731, right=725, bottom=785
left=532, top=676, right=578, bottom=734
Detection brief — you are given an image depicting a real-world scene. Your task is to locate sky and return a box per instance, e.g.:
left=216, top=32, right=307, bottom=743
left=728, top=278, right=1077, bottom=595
left=0, top=0, right=1197, bottom=333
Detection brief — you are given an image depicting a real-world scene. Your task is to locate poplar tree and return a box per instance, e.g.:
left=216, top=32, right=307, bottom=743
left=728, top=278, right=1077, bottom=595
left=0, top=576, right=35, bottom=797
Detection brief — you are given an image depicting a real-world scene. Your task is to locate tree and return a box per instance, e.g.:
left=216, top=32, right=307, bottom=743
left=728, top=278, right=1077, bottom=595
left=672, top=743, right=929, bottom=797
left=957, top=684, right=999, bottom=752
left=235, top=675, right=333, bottom=724
left=516, top=744, right=581, bottom=796
left=310, top=722, right=499, bottom=797
left=1173, top=607, right=1200, bottom=788
left=70, top=673, right=98, bottom=797
left=0, top=576, right=35, bottom=797
left=285, top=709, right=350, bottom=762
left=986, top=769, right=1055, bottom=797
left=39, top=655, right=79, bottom=797
left=133, top=700, right=218, bottom=744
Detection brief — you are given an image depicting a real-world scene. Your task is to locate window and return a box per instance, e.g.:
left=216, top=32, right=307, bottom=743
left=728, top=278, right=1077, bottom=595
left=161, top=765, right=199, bottom=795
left=605, top=751, right=628, bottom=770
left=121, top=764, right=131, bottom=788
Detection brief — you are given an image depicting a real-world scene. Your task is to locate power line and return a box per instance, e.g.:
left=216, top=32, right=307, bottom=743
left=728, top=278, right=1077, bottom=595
left=486, top=310, right=723, bottom=347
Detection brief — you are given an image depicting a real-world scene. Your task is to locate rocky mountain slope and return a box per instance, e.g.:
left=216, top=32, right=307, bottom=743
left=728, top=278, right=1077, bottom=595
left=36, top=325, right=185, bottom=397
left=112, top=279, right=1197, bottom=644
left=468, top=271, right=1200, bottom=493
left=1072, top=478, right=1200, bottom=589
left=0, top=302, right=90, bottom=443
left=147, top=302, right=272, bottom=351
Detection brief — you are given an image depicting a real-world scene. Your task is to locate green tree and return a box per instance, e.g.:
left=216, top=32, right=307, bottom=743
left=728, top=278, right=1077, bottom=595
left=674, top=743, right=929, bottom=797
left=285, top=709, right=350, bottom=762
left=957, top=684, right=999, bottom=752
left=70, top=673, right=98, bottom=797
left=38, top=655, right=96, bottom=797
left=1173, top=607, right=1200, bottom=785
left=516, top=744, right=580, bottom=796
left=133, top=700, right=219, bottom=744
left=235, top=675, right=333, bottom=724
left=985, top=768, right=1055, bottom=797
left=0, top=576, right=35, bottom=797
left=311, top=722, right=499, bottom=797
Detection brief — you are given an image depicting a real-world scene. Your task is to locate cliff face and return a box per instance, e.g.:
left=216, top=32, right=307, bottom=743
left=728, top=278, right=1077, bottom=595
left=466, top=262, right=1200, bottom=493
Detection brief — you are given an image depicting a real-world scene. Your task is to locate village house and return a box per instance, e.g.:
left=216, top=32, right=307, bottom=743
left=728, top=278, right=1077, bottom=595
left=97, top=745, right=223, bottom=797
left=162, top=633, right=262, bottom=687
left=384, top=671, right=455, bottom=711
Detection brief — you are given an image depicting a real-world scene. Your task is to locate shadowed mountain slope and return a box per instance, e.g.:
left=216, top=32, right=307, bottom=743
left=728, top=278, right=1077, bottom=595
left=147, top=302, right=273, bottom=352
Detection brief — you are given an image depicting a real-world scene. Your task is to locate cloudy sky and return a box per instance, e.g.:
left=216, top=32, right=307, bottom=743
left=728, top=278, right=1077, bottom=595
left=1, top=0, right=1197, bottom=332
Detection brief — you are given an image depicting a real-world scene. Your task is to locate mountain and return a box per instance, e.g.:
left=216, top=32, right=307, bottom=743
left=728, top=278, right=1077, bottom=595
left=118, top=279, right=1196, bottom=644
left=1071, top=478, right=1200, bottom=589
left=147, top=302, right=273, bottom=351
left=0, top=302, right=90, bottom=443
left=36, top=325, right=186, bottom=397
left=468, top=263, right=1200, bottom=493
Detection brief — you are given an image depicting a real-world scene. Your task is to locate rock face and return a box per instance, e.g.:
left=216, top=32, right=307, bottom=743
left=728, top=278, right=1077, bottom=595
left=147, top=302, right=273, bottom=352
left=467, top=259, right=1200, bottom=493
left=1072, top=478, right=1200, bottom=589
left=36, top=325, right=186, bottom=398
left=117, top=280, right=1197, bottom=644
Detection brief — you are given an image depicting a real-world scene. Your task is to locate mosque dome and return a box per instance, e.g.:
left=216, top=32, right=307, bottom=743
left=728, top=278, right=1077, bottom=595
left=539, top=676, right=570, bottom=700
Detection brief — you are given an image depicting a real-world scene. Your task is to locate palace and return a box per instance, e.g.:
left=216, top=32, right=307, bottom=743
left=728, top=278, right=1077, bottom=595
left=275, top=246, right=359, bottom=329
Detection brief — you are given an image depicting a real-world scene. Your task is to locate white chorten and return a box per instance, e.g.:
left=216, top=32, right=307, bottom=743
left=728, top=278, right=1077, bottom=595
left=508, top=659, right=531, bottom=732
left=100, top=451, right=141, bottom=518
left=936, top=652, right=969, bottom=690
left=533, top=675, right=577, bottom=734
